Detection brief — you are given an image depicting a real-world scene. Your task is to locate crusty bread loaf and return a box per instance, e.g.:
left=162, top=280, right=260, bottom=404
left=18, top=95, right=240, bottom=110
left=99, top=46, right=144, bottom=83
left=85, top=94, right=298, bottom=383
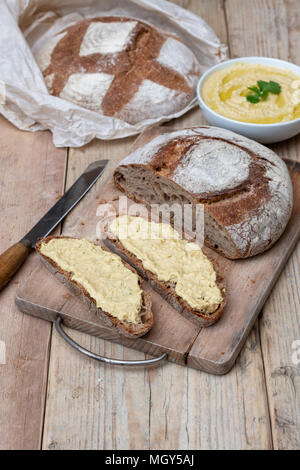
left=114, top=126, right=293, bottom=259
left=36, top=236, right=153, bottom=338
left=105, top=216, right=226, bottom=328
left=35, top=16, right=200, bottom=124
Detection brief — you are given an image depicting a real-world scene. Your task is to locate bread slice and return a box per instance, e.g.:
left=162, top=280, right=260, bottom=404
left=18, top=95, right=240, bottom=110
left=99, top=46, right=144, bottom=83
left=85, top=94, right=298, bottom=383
left=105, top=216, right=226, bottom=327
left=36, top=236, right=153, bottom=338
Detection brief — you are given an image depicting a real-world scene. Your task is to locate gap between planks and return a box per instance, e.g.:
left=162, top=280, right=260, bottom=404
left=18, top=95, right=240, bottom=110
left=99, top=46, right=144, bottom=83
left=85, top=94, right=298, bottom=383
left=225, top=0, right=300, bottom=449
left=39, top=147, right=70, bottom=449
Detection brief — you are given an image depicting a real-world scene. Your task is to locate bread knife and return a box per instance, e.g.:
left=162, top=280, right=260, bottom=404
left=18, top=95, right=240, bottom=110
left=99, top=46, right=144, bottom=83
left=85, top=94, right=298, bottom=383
left=0, top=159, right=108, bottom=290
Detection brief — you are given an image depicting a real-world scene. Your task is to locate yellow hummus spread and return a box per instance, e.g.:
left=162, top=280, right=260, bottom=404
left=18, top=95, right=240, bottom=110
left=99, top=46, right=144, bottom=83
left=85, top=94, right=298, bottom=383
left=110, top=216, right=222, bottom=313
left=40, top=238, right=142, bottom=323
left=202, top=62, right=300, bottom=123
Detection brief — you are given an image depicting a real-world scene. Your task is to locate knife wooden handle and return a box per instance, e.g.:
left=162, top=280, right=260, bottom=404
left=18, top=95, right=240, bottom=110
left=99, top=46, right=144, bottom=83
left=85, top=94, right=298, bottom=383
left=0, top=240, right=31, bottom=290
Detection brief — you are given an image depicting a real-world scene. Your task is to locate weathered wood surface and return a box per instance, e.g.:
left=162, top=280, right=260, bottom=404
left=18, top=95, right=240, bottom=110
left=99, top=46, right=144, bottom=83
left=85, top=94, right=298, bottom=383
left=187, top=161, right=300, bottom=373
left=225, top=0, right=300, bottom=450
left=15, top=145, right=300, bottom=374
left=0, top=116, right=67, bottom=450
left=40, top=0, right=272, bottom=450
left=0, top=0, right=299, bottom=450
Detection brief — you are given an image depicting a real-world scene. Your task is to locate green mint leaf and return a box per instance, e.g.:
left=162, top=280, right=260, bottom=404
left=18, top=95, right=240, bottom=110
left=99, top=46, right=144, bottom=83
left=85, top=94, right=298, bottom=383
left=247, top=94, right=260, bottom=103
left=257, top=80, right=269, bottom=92
left=267, top=81, right=281, bottom=94
left=246, top=80, right=281, bottom=103
left=258, top=80, right=281, bottom=94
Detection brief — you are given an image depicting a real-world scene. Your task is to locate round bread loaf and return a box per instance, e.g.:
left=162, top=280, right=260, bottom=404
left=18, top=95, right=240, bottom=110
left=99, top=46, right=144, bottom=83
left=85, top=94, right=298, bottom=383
left=35, top=16, right=200, bottom=124
left=114, top=126, right=293, bottom=259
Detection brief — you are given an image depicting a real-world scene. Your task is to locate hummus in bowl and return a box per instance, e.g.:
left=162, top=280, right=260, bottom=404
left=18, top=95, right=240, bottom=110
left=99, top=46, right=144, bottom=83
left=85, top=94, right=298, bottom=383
left=197, top=57, right=300, bottom=143
left=202, top=62, right=300, bottom=124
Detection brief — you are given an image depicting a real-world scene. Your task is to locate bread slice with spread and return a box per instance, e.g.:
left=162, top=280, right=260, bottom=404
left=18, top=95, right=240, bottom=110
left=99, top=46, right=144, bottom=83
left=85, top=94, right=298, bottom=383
left=36, top=236, right=153, bottom=338
left=105, top=216, right=226, bottom=327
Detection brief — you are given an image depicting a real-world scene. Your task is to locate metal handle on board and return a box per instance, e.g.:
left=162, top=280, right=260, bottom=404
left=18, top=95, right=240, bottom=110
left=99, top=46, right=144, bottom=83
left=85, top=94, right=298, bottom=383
left=55, top=317, right=167, bottom=367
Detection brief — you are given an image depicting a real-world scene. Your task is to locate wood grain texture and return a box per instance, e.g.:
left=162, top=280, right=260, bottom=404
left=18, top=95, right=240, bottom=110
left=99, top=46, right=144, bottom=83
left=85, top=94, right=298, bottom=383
left=2, top=0, right=297, bottom=451
left=41, top=130, right=156, bottom=450
left=16, top=147, right=300, bottom=374
left=0, top=116, right=67, bottom=449
left=37, top=0, right=278, bottom=450
left=147, top=323, right=271, bottom=449
left=225, top=0, right=300, bottom=450
left=188, top=160, right=300, bottom=373
left=225, top=0, right=288, bottom=59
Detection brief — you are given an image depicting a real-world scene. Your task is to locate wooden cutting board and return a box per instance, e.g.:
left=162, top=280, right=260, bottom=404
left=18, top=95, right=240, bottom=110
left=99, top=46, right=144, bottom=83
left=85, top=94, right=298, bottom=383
left=15, top=128, right=300, bottom=374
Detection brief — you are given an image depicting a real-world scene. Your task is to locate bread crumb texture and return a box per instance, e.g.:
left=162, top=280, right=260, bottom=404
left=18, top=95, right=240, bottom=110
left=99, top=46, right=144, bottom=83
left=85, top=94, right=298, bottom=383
left=39, top=238, right=142, bottom=323
left=110, top=216, right=222, bottom=313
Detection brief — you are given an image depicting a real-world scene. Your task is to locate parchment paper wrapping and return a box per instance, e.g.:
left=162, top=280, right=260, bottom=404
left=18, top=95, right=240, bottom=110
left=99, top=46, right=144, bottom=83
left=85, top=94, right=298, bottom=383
left=0, top=0, right=228, bottom=147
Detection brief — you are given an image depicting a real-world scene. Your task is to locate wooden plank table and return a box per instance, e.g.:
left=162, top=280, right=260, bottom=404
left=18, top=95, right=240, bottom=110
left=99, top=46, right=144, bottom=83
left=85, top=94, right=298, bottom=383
left=0, top=0, right=299, bottom=450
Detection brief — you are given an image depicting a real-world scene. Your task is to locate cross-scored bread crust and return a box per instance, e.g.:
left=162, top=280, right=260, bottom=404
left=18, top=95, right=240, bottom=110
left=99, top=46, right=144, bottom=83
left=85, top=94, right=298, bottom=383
left=35, top=16, right=200, bottom=124
left=36, top=236, right=153, bottom=338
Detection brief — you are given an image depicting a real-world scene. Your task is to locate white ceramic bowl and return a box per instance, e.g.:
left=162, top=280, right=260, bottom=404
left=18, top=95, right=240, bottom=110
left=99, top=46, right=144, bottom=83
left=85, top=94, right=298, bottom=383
left=197, top=57, right=300, bottom=143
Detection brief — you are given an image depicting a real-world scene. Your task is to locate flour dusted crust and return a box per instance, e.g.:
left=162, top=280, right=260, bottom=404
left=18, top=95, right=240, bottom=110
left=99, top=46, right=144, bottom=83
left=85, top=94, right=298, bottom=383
left=114, top=126, right=293, bottom=259
left=35, top=16, right=200, bottom=124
